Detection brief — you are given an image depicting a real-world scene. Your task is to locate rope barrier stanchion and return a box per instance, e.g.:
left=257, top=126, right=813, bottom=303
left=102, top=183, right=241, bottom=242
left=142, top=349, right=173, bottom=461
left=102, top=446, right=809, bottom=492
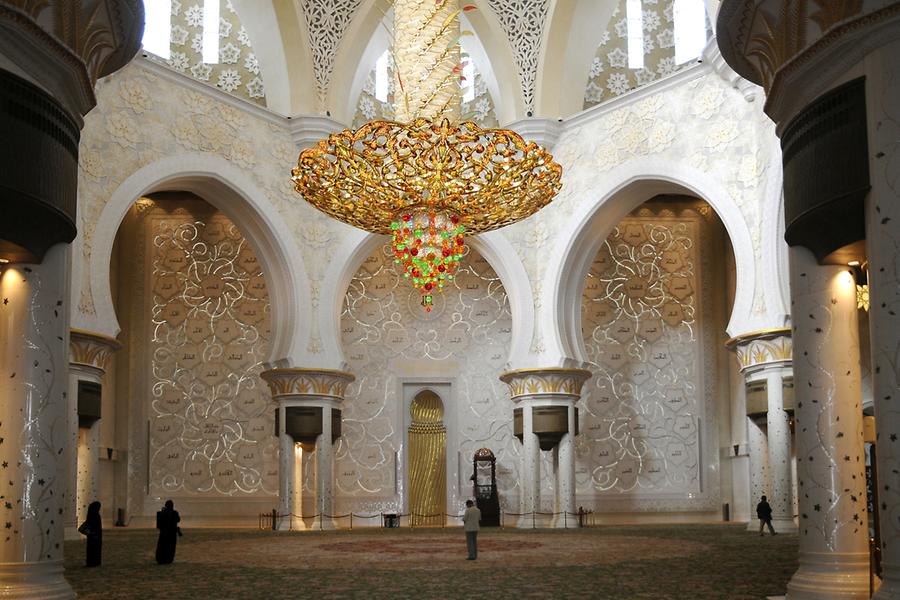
left=564, top=510, right=567, bottom=529
left=533, top=510, right=536, bottom=529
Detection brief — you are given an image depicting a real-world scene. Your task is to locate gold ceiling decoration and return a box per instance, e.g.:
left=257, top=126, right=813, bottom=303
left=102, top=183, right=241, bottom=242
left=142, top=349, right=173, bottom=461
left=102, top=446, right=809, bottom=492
left=290, top=0, right=562, bottom=310
left=291, top=118, right=562, bottom=236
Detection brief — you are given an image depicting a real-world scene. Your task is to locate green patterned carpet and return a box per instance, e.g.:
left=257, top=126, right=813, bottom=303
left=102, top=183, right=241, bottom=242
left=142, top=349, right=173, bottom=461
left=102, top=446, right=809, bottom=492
left=64, top=523, right=797, bottom=599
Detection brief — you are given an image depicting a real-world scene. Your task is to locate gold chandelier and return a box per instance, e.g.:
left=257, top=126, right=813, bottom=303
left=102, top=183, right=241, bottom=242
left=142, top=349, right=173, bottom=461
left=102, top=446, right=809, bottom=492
left=292, top=0, right=562, bottom=311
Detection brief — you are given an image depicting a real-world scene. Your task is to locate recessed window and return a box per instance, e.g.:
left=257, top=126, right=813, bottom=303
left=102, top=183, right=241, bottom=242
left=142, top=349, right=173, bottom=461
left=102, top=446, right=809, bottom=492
left=142, top=0, right=220, bottom=63
left=625, top=0, right=644, bottom=69
left=375, top=50, right=389, bottom=102
left=674, top=0, right=707, bottom=64
left=202, top=0, right=220, bottom=64
left=142, top=0, right=171, bottom=59
left=462, top=60, right=475, bottom=103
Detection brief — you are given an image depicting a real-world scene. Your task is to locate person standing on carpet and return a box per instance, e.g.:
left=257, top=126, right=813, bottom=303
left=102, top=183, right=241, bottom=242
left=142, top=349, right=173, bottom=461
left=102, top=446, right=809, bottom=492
left=78, top=501, right=103, bottom=567
left=155, top=499, right=182, bottom=564
left=463, top=499, right=481, bottom=560
left=756, top=495, right=777, bottom=536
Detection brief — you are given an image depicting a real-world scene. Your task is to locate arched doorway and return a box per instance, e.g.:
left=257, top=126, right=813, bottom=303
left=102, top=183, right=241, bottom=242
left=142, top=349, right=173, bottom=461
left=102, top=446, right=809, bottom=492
left=408, top=390, right=447, bottom=526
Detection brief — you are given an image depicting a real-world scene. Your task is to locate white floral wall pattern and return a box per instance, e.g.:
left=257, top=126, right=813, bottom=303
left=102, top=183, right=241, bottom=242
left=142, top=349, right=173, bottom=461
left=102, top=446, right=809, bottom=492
left=148, top=0, right=266, bottom=105
left=144, top=200, right=276, bottom=496
left=583, top=0, right=707, bottom=108
left=337, top=246, right=516, bottom=513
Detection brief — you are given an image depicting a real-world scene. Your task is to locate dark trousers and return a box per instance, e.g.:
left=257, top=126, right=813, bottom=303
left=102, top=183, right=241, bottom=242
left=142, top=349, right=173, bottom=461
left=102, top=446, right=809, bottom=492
left=759, top=518, right=776, bottom=535
left=466, top=531, right=478, bottom=559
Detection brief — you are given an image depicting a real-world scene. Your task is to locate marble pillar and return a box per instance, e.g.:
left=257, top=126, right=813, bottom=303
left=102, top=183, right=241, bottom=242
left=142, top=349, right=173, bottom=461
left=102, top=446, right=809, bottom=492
left=316, top=406, right=335, bottom=530
left=747, top=417, right=771, bottom=531
left=276, top=412, right=297, bottom=531
left=261, top=368, right=354, bottom=531
left=786, top=246, right=869, bottom=600
left=557, top=403, right=577, bottom=526
left=521, top=404, right=540, bottom=525
left=0, top=244, right=74, bottom=599
left=729, top=330, right=794, bottom=531
left=500, top=368, right=592, bottom=529
left=66, top=330, right=119, bottom=540
left=766, top=368, right=797, bottom=532
left=867, top=39, right=900, bottom=600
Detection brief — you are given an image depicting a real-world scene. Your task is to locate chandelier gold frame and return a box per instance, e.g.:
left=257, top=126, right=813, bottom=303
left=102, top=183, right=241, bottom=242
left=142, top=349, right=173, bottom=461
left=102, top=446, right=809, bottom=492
left=291, top=118, right=562, bottom=235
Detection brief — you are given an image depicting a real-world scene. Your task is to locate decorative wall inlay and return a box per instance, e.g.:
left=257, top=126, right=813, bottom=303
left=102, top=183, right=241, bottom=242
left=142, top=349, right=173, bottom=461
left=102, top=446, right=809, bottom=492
left=578, top=202, right=725, bottom=507
left=137, top=198, right=276, bottom=496
left=69, top=329, right=121, bottom=372
left=260, top=368, right=355, bottom=399
left=726, top=329, right=792, bottom=370
left=338, top=245, right=514, bottom=508
left=146, top=0, right=267, bottom=105
left=486, top=0, right=550, bottom=113
left=499, top=368, right=592, bottom=400
left=299, top=0, right=364, bottom=111
left=583, top=0, right=709, bottom=108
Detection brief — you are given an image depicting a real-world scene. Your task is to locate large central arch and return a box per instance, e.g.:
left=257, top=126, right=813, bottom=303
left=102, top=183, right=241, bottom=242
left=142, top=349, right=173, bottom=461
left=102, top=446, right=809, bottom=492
left=542, top=158, right=758, bottom=364
left=80, top=153, right=311, bottom=365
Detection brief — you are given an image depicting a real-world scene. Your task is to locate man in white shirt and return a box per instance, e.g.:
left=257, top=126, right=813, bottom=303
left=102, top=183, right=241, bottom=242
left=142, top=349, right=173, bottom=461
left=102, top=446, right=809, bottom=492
left=462, top=499, right=481, bottom=560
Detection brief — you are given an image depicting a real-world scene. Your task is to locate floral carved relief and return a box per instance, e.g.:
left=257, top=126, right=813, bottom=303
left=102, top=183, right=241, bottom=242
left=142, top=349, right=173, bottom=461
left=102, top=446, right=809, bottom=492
left=338, top=245, right=516, bottom=508
left=143, top=202, right=277, bottom=496
left=577, top=204, right=725, bottom=511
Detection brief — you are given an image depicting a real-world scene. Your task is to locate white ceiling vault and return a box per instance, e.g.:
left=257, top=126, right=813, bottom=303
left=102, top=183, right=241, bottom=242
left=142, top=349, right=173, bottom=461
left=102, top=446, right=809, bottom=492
left=218, top=0, right=722, bottom=123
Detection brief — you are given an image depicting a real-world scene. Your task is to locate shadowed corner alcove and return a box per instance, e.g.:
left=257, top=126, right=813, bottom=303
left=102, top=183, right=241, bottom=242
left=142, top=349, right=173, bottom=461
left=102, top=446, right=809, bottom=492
left=408, top=390, right=447, bottom=526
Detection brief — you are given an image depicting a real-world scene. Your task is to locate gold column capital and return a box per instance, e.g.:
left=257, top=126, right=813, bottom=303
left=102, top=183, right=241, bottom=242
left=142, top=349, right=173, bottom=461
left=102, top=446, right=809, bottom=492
left=69, top=328, right=121, bottom=373
left=259, top=368, right=355, bottom=400
left=499, top=367, right=593, bottom=401
left=725, top=328, right=793, bottom=371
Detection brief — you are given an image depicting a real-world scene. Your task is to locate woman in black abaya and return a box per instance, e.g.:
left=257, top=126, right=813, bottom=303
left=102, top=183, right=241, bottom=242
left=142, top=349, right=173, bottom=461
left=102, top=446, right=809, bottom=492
left=155, top=499, right=181, bottom=564
left=79, top=501, right=103, bottom=567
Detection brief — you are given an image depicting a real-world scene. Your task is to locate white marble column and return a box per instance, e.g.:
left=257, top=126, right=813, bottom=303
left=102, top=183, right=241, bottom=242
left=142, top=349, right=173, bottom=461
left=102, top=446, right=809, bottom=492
left=75, top=426, right=100, bottom=532
left=766, top=368, right=797, bottom=532
left=0, top=244, right=74, bottom=599
left=500, top=368, right=592, bottom=529
left=786, top=246, right=869, bottom=600
left=867, top=38, right=900, bottom=600
left=315, top=405, right=337, bottom=530
left=556, top=402, right=577, bottom=527
left=521, top=404, right=540, bottom=526
left=261, top=368, right=353, bottom=531
left=276, top=408, right=296, bottom=531
left=746, top=417, right=771, bottom=531
left=66, top=330, right=119, bottom=540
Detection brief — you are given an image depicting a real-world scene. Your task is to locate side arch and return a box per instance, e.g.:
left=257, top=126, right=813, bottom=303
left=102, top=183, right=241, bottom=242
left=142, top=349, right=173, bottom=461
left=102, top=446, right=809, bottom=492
left=543, top=157, right=757, bottom=363
left=78, top=153, right=311, bottom=365
left=319, top=229, right=535, bottom=367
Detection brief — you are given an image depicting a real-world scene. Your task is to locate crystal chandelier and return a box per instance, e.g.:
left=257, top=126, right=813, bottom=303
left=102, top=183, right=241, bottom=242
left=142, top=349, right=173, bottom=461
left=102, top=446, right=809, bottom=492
left=292, top=0, right=562, bottom=311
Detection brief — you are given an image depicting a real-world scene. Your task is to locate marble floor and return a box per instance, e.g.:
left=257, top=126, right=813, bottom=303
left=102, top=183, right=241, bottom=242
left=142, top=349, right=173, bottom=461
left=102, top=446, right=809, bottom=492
left=64, top=523, right=797, bottom=599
